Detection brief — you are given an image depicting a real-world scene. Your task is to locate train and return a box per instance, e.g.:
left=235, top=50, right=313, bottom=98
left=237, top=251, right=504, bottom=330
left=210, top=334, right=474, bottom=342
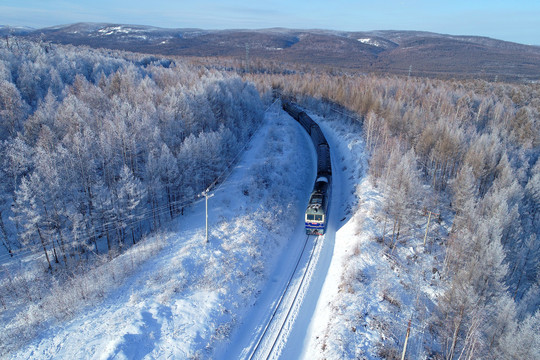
left=282, top=101, right=332, bottom=235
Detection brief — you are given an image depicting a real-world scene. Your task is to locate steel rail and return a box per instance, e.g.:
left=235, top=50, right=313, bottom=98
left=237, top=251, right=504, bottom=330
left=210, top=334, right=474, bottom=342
left=247, top=234, right=313, bottom=360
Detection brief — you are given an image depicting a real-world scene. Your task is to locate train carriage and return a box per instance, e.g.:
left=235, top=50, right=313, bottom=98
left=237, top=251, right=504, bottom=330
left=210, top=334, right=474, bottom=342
left=316, top=143, right=331, bottom=177
left=282, top=101, right=303, bottom=121
left=310, top=124, right=326, bottom=147
left=297, top=112, right=315, bottom=134
left=282, top=100, right=332, bottom=236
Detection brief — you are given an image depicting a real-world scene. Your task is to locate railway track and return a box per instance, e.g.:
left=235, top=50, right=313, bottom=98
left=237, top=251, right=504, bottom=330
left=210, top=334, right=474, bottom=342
left=247, top=234, right=319, bottom=360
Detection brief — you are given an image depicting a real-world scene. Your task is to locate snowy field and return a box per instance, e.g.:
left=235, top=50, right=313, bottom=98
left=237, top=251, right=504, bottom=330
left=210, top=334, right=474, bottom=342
left=10, top=102, right=316, bottom=359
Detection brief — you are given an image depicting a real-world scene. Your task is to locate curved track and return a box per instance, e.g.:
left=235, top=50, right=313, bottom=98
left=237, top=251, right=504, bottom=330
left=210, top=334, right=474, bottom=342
left=247, top=234, right=319, bottom=360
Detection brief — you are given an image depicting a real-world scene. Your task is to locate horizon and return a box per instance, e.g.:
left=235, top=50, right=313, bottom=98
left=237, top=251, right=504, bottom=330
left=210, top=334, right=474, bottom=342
left=1, top=22, right=537, bottom=48
left=1, top=1, right=538, bottom=46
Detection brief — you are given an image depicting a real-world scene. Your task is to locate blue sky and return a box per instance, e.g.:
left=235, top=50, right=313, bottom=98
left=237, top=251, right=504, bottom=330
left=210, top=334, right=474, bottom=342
left=1, top=0, right=539, bottom=45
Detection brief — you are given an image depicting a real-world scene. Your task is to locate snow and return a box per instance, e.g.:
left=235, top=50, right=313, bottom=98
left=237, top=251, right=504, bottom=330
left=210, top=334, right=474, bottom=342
left=10, top=102, right=315, bottom=359
left=216, top=106, right=368, bottom=360
left=358, top=38, right=383, bottom=47
left=293, top=109, right=446, bottom=359
left=9, top=99, right=441, bottom=359
left=98, top=26, right=132, bottom=35
left=275, top=111, right=366, bottom=359
left=213, top=104, right=318, bottom=360
left=96, top=26, right=149, bottom=39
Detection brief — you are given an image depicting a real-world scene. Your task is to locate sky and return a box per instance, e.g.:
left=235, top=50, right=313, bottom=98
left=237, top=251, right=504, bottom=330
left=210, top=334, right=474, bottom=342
left=1, top=0, right=539, bottom=45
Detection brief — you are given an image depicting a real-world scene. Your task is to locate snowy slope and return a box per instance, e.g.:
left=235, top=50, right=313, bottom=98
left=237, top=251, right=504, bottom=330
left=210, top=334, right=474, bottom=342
left=11, top=103, right=316, bottom=359
left=216, top=105, right=368, bottom=360
left=300, top=112, right=370, bottom=359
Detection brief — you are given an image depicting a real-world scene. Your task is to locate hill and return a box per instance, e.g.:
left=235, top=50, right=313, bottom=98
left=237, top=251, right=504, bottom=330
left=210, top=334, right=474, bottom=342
left=3, top=23, right=540, bottom=81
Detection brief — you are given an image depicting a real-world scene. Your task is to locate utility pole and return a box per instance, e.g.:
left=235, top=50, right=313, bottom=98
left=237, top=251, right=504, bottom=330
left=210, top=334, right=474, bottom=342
left=245, top=43, right=250, bottom=74
left=203, top=190, right=214, bottom=243
left=5, top=26, right=10, bottom=49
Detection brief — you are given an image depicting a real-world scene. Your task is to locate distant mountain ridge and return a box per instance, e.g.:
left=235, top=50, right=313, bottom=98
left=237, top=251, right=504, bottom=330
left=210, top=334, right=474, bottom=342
left=2, top=23, right=539, bottom=81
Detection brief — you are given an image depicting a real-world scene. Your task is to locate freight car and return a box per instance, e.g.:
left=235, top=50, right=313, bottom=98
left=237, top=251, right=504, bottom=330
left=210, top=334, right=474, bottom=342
left=282, top=101, right=332, bottom=235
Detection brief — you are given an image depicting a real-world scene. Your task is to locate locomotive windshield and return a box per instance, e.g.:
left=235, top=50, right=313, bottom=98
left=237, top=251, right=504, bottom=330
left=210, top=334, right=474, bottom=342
left=306, top=214, right=323, bottom=222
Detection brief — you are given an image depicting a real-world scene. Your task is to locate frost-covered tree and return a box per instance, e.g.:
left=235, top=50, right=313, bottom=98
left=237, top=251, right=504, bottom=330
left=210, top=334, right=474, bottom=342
left=450, top=165, right=478, bottom=215
left=379, top=146, right=422, bottom=247
left=158, top=144, right=179, bottom=218
left=113, top=165, right=147, bottom=247
left=0, top=80, right=29, bottom=139
left=0, top=39, right=263, bottom=269
left=11, top=172, right=53, bottom=271
left=3, top=136, right=33, bottom=195
left=498, top=310, right=540, bottom=360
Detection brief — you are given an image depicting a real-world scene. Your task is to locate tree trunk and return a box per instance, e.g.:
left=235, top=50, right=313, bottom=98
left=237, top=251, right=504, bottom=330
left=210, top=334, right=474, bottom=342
left=0, top=212, right=12, bottom=256
left=105, top=224, right=111, bottom=252
left=36, top=225, right=52, bottom=272
left=53, top=204, right=68, bottom=265
left=382, top=215, right=388, bottom=245
left=391, top=218, right=397, bottom=247
left=432, top=159, right=439, bottom=191
left=392, top=219, right=402, bottom=253
left=447, top=307, right=464, bottom=360
left=57, top=231, right=68, bottom=266
left=51, top=237, right=59, bottom=264
left=167, top=186, right=173, bottom=218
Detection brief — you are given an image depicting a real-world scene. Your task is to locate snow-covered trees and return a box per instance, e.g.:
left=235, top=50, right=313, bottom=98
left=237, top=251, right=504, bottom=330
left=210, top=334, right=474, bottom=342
left=0, top=40, right=268, bottom=357
left=373, top=145, right=423, bottom=248
left=113, top=165, right=147, bottom=247
left=0, top=39, right=264, bottom=271
left=256, top=69, right=539, bottom=358
left=0, top=80, right=28, bottom=139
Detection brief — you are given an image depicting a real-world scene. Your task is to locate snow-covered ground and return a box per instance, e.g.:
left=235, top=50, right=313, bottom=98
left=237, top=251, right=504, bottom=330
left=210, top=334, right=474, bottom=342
left=9, top=99, right=441, bottom=359
left=10, top=102, right=315, bottom=359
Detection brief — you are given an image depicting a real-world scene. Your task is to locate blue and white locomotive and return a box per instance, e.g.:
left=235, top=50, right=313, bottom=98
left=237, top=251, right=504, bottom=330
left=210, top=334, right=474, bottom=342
left=283, top=101, right=332, bottom=235
left=305, top=175, right=330, bottom=235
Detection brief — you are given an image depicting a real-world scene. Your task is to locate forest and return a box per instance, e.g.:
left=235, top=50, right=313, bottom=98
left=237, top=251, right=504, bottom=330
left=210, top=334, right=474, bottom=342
left=249, top=71, right=539, bottom=358
left=0, top=38, right=266, bottom=352
left=0, top=39, right=264, bottom=264
left=0, top=35, right=539, bottom=358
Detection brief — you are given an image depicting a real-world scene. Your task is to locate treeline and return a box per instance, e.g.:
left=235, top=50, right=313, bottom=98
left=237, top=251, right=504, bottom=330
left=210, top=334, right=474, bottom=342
left=251, top=71, right=539, bottom=358
left=0, top=39, right=264, bottom=270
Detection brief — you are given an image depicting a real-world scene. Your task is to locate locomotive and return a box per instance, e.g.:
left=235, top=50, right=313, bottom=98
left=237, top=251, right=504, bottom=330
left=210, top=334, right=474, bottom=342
left=282, top=101, right=332, bottom=235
